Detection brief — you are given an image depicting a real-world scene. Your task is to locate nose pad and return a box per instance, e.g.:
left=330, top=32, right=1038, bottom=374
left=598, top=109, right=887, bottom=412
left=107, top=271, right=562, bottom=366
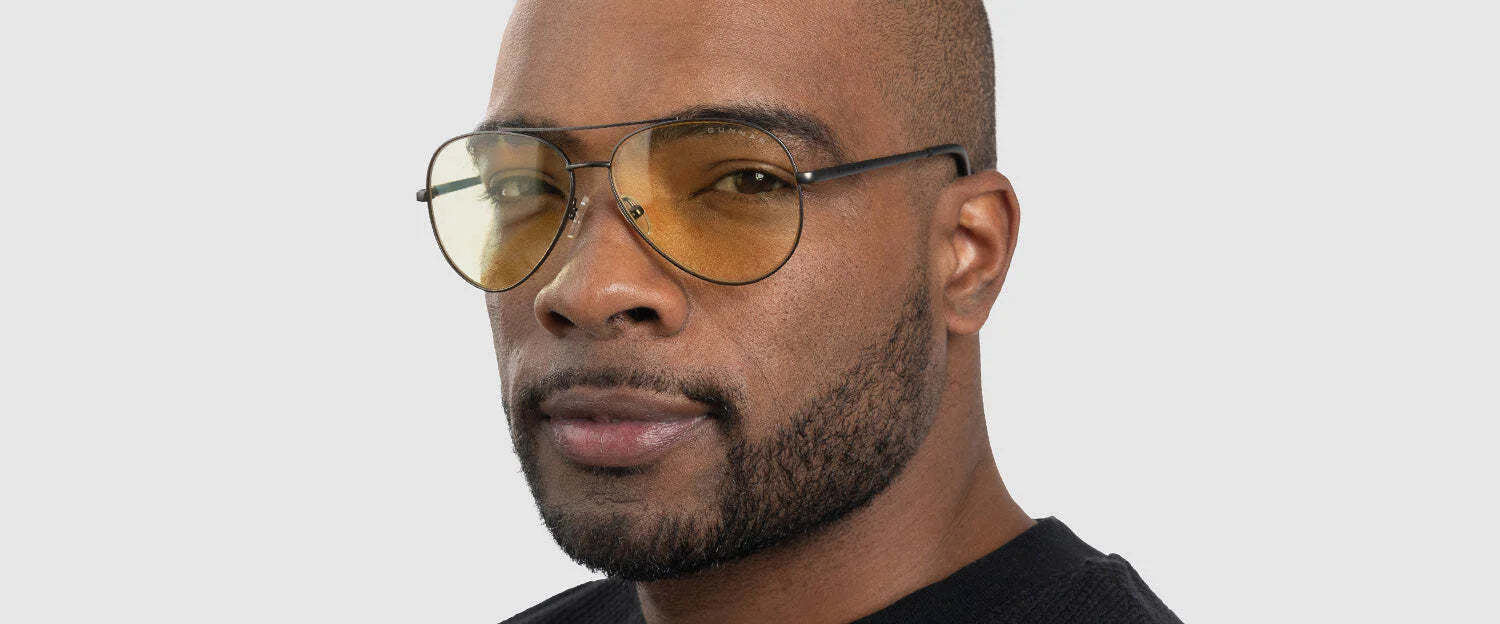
left=566, top=195, right=590, bottom=239
left=618, top=196, right=652, bottom=235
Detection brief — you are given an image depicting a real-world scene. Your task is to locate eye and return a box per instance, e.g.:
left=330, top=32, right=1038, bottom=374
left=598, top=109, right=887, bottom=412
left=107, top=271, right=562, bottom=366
left=486, top=174, right=562, bottom=204
left=710, top=169, right=789, bottom=195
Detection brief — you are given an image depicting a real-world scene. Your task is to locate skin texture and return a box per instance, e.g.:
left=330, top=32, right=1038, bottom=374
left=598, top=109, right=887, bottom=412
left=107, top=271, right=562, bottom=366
left=483, top=1, right=1029, bottom=622
left=507, top=273, right=941, bottom=582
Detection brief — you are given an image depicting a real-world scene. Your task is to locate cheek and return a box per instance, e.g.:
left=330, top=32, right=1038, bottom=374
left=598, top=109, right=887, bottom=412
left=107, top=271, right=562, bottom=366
left=696, top=191, right=920, bottom=434
left=801, top=181, right=923, bottom=282
left=485, top=291, right=538, bottom=386
left=792, top=185, right=922, bottom=314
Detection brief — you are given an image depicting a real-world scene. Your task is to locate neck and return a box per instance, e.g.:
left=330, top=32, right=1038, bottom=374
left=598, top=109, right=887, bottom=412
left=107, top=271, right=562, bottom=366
left=634, top=338, right=1033, bottom=624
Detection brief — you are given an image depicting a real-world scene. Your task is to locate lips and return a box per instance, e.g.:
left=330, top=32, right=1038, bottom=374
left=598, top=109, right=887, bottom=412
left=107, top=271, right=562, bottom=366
left=540, top=386, right=712, bottom=468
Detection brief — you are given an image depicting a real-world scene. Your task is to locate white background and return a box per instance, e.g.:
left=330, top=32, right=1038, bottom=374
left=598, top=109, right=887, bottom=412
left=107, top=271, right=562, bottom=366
left=2, top=1, right=1495, bottom=622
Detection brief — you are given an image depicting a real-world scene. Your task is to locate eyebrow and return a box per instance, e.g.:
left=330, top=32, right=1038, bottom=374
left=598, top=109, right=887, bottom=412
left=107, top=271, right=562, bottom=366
left=671, top=104, right=848, bottom=164
left=475, top=114, right=586, bottom=154
left=474, top=103, right=849, bottom=168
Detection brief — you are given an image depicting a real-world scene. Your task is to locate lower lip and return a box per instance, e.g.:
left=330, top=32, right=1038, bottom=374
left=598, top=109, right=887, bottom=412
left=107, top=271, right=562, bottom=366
left=548, top=416, right=708, bottom=467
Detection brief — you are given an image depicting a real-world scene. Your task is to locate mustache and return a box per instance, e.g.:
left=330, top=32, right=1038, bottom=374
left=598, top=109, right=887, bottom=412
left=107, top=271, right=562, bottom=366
left=506, top=367, right=746, bottom=422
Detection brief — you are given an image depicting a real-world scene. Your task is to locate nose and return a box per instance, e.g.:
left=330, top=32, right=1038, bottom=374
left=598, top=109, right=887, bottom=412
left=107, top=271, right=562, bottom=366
left=532, top=180, right=689, bottom=340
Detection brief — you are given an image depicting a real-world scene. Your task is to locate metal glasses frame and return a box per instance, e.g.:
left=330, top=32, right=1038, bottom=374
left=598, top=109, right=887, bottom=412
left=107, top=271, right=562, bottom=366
left=417, top=116, right=971, bottom=291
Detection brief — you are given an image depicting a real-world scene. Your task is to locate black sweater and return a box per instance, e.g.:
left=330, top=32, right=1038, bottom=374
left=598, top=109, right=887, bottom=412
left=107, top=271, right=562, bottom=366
left=500, top=517, right=1183, bottom=623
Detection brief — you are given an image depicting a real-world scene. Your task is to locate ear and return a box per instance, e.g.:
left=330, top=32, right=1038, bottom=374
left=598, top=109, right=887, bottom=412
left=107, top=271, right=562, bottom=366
left=934, top=170, right=1020, bottom=336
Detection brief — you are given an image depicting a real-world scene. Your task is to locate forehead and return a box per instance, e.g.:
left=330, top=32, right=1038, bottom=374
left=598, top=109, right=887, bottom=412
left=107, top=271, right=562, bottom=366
left=489, top=0, right=900, bottom=160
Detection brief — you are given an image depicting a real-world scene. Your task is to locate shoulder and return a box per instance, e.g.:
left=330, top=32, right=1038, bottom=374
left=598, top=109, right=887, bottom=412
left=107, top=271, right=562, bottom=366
left=854, top=518, right=1182, bottom=624
left=499, top=577, right=639, bottom=624
left=993, top=553, right=1183, bottom=624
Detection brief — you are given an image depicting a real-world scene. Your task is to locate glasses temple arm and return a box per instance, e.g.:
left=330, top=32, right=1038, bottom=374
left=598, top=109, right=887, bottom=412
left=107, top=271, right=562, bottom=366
left=415, top=176, right=482, bottom=202
left=795, top=144, right=970, bottom=185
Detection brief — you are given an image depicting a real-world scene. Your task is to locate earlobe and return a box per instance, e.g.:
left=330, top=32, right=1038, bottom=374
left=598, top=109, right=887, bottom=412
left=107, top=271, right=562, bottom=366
left=940, top=171, right=1020, bottom=336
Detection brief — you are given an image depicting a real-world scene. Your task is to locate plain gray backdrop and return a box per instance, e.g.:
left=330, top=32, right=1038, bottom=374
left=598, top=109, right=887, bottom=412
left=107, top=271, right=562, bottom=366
left=2, top=1, right=1495, bottom=622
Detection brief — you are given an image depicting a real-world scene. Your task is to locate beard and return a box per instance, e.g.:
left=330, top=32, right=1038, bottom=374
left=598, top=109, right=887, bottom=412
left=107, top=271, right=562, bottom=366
left=505, top=279, right=940, bottom=581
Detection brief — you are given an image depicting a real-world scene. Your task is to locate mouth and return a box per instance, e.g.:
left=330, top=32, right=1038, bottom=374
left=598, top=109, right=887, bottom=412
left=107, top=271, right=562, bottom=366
left=539, top=385, right=714, bottom=468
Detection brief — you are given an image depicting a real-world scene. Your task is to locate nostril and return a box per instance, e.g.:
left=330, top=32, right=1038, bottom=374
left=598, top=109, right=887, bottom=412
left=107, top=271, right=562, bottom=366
left=546, top=311, right=574, bottom=330
left=622, top=307, right=658, bottom=323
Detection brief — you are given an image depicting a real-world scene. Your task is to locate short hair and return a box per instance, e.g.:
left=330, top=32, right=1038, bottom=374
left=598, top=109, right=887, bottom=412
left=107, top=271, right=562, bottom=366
left=880, top=0, right=997, bottom=173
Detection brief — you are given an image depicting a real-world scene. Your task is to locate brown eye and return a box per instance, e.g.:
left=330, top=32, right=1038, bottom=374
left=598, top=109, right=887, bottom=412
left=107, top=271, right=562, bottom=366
left=711, top=170, right=788, bottom=195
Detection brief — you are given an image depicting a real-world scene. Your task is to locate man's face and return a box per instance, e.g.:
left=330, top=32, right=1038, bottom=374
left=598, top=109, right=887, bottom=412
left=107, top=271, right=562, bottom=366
left=489, top=0, right=947, bottom=580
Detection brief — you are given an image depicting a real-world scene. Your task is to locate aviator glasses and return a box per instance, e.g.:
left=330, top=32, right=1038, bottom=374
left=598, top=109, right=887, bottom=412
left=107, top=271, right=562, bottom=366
left=417, top=116, right=970, bottom=291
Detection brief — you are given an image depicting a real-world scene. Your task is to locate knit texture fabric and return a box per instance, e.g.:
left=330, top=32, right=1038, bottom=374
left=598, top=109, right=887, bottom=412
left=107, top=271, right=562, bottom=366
left=500, top=517, right=1182, bottom=623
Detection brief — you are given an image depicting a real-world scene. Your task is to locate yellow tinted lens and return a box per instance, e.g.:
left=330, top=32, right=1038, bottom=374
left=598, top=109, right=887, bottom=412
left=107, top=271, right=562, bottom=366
left=428, top=133, right=570, bottom=290
left=611, top=121, right=801, bottom=284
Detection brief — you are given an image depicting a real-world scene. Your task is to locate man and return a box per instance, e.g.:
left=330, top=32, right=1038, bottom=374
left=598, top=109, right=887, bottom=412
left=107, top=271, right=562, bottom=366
left=416, top=1, right=1182, bottom=622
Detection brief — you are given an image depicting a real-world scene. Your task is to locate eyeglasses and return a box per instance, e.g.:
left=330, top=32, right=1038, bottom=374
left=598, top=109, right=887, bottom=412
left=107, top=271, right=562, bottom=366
left=416, top=117, right=969, bottom=291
